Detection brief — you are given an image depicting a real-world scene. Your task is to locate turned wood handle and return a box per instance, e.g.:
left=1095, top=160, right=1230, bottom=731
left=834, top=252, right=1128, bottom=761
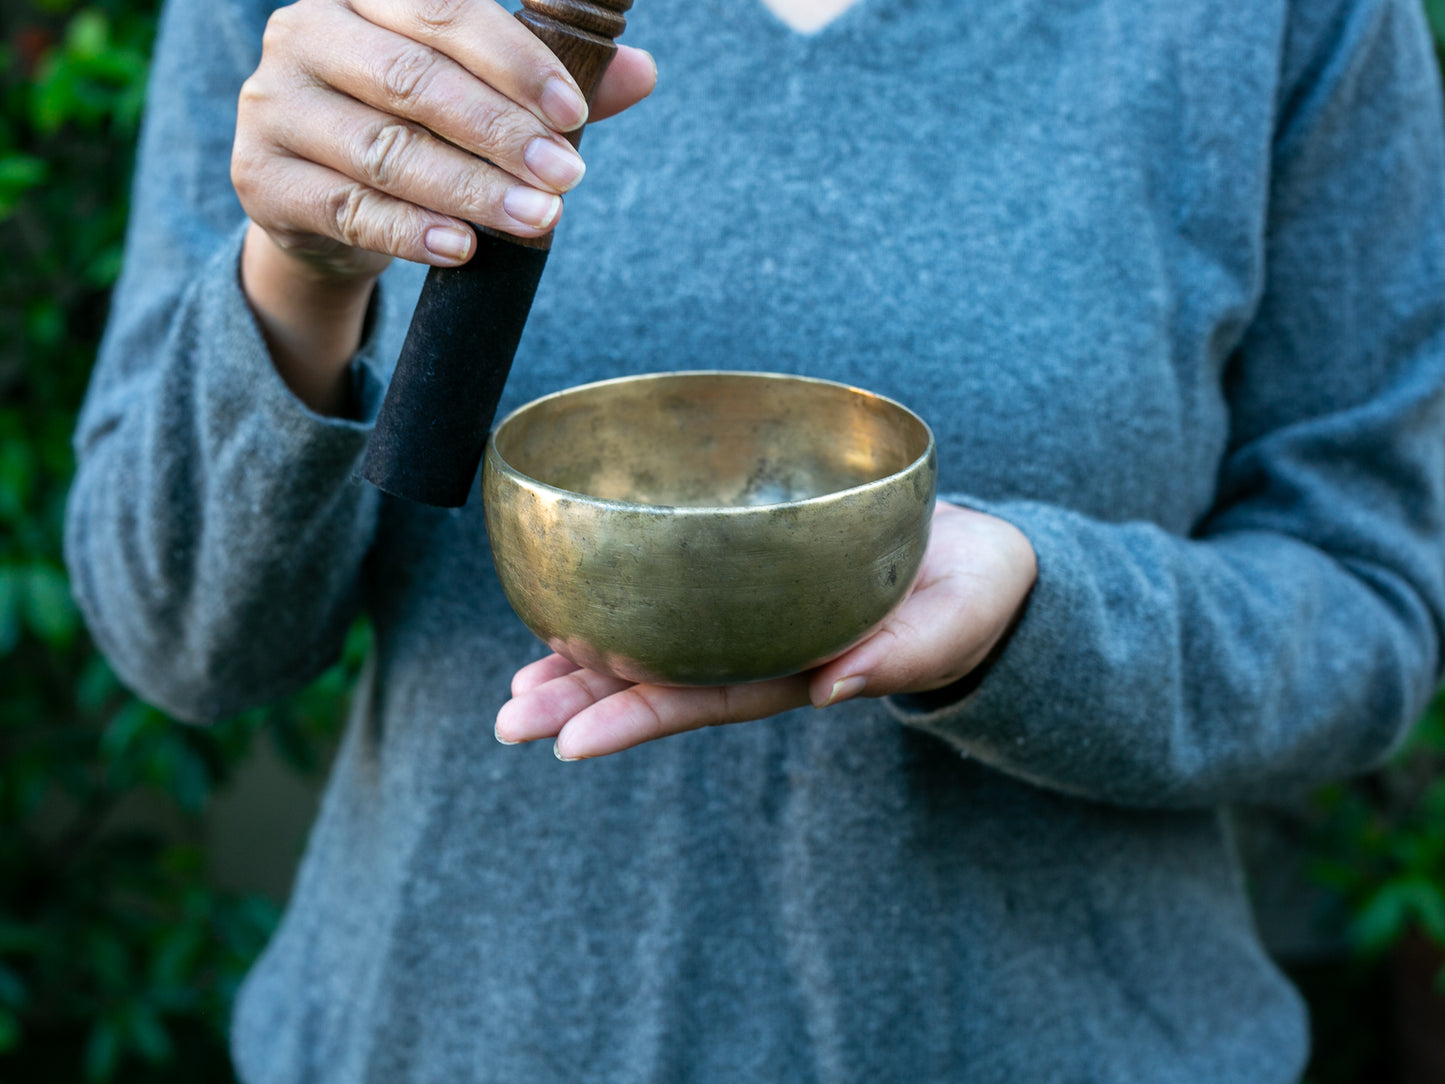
left=360, top=0, right=633, bottom=507
left=508, top=0, right=633, bottom=249
left=520, top=3, right=632, bottom=119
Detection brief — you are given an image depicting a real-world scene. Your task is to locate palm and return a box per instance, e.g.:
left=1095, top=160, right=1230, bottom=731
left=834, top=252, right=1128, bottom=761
left=494, top=501, right=1036, bottom=760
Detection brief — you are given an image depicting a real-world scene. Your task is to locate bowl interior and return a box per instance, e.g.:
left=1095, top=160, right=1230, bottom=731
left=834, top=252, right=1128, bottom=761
left=491, top=372, right=932, bottom=508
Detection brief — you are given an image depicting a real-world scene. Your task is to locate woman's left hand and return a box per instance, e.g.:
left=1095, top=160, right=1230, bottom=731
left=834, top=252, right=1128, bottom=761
left=494, top=501, right=1037, bottom=760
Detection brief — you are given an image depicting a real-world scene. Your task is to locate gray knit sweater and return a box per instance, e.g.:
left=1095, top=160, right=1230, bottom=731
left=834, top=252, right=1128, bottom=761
left=67, top=0, right=1445, bottom=1080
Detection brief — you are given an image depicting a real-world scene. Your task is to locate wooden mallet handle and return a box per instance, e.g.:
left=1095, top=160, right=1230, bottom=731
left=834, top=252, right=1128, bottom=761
left=361, top=0, right=632, bottom=507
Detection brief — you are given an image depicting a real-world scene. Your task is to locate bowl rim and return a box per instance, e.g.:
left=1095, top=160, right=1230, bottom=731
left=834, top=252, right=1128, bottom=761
left=485, top=370, right=937, bottom=516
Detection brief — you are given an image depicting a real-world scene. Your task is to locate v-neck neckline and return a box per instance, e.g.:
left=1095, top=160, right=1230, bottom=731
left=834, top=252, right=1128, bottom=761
left=754, top=0, right=868, bottom=37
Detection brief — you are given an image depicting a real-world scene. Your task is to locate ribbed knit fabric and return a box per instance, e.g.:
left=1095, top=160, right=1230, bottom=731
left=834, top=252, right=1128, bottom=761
left=67, top=0, right=1445, bottom=1079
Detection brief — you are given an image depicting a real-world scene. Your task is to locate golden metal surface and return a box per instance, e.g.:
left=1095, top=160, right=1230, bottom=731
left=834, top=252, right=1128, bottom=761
left=483, top=371, right=937, bottom=686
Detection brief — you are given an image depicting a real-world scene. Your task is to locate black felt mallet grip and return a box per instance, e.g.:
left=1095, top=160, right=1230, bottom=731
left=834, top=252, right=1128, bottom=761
left=361, top=0, right=632, bottom=507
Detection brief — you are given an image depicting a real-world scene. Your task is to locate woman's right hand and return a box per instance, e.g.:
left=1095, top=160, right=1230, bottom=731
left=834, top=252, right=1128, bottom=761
left=233, top=0, right=656, bottom=277
left=230, top=0, right=655, bottom=413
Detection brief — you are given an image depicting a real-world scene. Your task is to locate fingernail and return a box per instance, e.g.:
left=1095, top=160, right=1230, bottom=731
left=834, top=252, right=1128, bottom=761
left=424, top=225, right=472, bottom=263
left=495, top=725, right=523, bottom=746
left=540, top=77, right=587, bottom=131
left=553, top=742, right=585, bottom=763
left=524, top=137, right=586, bottom=192
left=503, top=186, right=562, bottom=230
left=818, top=675, right=867, bottom=708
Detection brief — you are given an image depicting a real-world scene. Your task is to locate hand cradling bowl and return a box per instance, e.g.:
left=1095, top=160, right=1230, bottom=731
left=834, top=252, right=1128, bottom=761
left=483, top=371, right=938, bottom=686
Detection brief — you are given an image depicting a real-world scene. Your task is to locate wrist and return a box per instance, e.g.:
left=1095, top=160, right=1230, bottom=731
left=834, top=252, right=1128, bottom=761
left=240, top=223, right=380, bottom=417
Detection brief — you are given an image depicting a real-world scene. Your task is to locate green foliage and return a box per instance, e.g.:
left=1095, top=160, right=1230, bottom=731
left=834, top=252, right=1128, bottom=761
left=1426, top=0, right=1445, bottom=53
left=1298, top=700, right=1445, bottom=1084
left=0, top=2, right=363, bottom=1079
left=1308, top=697, right=1445, bottom=976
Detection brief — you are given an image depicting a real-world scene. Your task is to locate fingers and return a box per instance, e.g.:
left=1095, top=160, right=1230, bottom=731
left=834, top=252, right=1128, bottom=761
left=554, top=678, right=812, bottom=760
left=237, top=154, right=461, bottom=271
left=495, top=665, right=634, bottom=745
left=349, top=0, right=591, bottom=131
left=808, top=503, right=1038, bottom=706
left=807, top=600, right=974, bottom=709
left=511, top=652, right=581, bottom=696
left=250, top=83, right=566, bottom=246
left=233, top=0, right=657, bottom=276
left=496, top=667, right=812, bottom=760
left=590, top=46, right=658, bottom=121
left=318, top=9, right=588, bottom=196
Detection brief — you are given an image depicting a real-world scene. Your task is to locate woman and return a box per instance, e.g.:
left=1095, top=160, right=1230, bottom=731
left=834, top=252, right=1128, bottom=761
left=67, top=0, right=1445, bottom=1079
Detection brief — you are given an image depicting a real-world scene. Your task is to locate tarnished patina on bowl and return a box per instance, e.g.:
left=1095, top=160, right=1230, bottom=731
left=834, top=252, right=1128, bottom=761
left=482, top=371, right=937, bottom=686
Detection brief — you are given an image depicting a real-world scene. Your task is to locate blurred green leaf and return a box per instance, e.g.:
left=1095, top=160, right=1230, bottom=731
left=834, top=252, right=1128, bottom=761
left=0, top=152, right=48, bottom=218
left=0, top=922, right=44, bottom=955
left=100, top=699, right=157, bottom=763
left=0, top=439, right=36, bottom=526
left=77, top=653, right=120, bottom=713
left=149, top=926, right=202, bottom=989
left=159, top=738, right=211, bottom=812
left=26, top=297, right=65, bottom=348
left=1346, top=865, right=1445, bottom=956
left=26, top=9, right=149, bottom=137
left=125, top=1002, right=172, bottom=1063
left=83, top=1016, right=122, bottom=1083
left=1426, top=0, right=1445, bottom=42
left=0, top=566, right=20, bottom=655
left=21, top=561, right=78, bottom=647
left=66, top=11, right=109, bottom=61
left=0, top=1007, right=20, bottom=1054
left=86, top=929, right=129, bottom=990
left=269, top=712, right=320, bottom=775
left=0, top=154, right=47, bottom=185
left=1351, top=883, right=1413, bottom=956
left=29, top=58, right=75, bottom=135
left=83, top=241, right=124, bottom=287
left=0, top=962, right=26, bottom=1008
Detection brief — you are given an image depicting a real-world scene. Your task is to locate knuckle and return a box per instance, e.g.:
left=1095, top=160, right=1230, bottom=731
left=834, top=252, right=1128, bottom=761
left=235, top=73, right=280, bottom=126
left=268, top=225, right=320, bottom=256
left=466, top=103, right=523, bottom=156
left=414, top=0, right=468, bottom=32
left=328, top=182, right=374, bottom=247
left=236, top=74, right=267, bottom=111
left=229, top=146, right=260, bottom=200
left=379, top=42, right=440, bottom=108
left=453, top=171, right=494, bottom=218
left=231, top=173, right=258, bottom=213
left=229, top=133, right=274, bottom=208
left=260, top=4, right=302, bottom=53
left=327, top=183, right=409, bottom=256
left=357, top=121, right=424, bottom=189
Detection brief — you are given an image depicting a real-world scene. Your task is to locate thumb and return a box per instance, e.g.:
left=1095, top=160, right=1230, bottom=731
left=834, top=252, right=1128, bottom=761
left=806, top=592, right=982, bottom=710
left=806, top=502, right=1038, bottom=710
left=589, top=46, right=657, bottom=121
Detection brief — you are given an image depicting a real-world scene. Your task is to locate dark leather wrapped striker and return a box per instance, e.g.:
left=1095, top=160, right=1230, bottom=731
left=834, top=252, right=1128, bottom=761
left=361, top=0, right=633, bottom=507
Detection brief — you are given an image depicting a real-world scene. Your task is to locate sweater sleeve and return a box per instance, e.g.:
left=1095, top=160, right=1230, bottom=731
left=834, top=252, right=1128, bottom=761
left=888, top=0, right=1445, bottom=809
left=64, top=0, right=388, bottom=723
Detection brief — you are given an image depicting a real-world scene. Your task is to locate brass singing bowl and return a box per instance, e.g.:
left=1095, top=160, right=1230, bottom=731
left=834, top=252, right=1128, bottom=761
left=482, top=371, right=938, bottom=686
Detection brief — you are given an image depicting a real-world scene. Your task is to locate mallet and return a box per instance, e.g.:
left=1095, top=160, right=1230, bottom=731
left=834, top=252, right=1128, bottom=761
left=361, top=0, right=633, bottom=507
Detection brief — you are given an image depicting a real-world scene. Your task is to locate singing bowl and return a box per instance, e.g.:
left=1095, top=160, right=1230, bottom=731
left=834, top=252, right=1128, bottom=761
left=482, top=371, right=937, bottom=686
